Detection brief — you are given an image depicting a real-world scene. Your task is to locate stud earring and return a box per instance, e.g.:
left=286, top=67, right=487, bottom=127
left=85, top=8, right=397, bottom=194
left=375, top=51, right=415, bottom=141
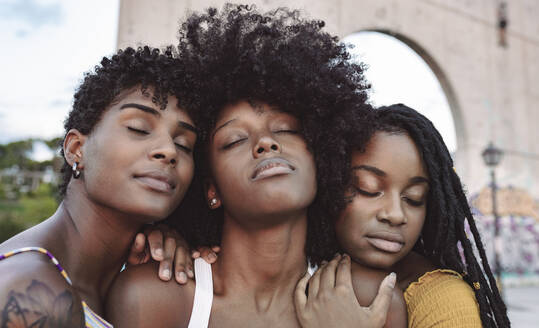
left=209, top=198, right=218, bottom=207
left=72, top=162, right=81, bottom=179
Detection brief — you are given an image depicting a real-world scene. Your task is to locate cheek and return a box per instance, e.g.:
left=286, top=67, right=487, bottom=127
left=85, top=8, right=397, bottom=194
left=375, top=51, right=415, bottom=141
left=212, top=156, right=244, bottom=194
left=82, top=138, right=134, bottom=199
left=176, top=158, right=195, bottom=197
left=404, top=207, right=426, bottom=243
left=335, top=202, right=369, bottom=251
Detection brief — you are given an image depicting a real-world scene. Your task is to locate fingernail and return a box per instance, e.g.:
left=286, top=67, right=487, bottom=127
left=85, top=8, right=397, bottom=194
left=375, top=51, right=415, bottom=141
left=179, top=272, right=187, bottom=283
left=162, top=269, right=171, bottom=280
left=208, top=253, right=217, bottom=260
left=155, top=248, right=163, bottom=257
left=387, top=272, right=397, bottom=289
left=187, top=269, right=194, bottom=278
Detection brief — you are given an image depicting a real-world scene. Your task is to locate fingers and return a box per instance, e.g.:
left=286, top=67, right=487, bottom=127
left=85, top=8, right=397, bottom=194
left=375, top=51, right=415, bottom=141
left=294, top=271, right=310, bottom=311
left=197, top=246, right=218, bottom=264
left=192, top=246, right=219, bottom=261
left=319, top=254, right=340, bottom=292
left=147, top=228, right=165, bottom=261
left=174, top=243, right=194, bottom=283
left=335, top=254, right=353, bottom=288
left=171, top=234, right=193, bottom=280
left=126, top=233, right=148, bottom=265
left=369, top=272, right=397, bottom=323
left=308, top=261, right=324, bottom=299
left=157, top=235, right=176, bottom=281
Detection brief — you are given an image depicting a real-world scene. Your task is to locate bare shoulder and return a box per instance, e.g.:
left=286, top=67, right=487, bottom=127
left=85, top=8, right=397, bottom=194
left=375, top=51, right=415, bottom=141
left=349, top=262, right=401, bottom=305
left=349, top=262, right=407, bottom=328
left=0, top=252, right=85, bottom=328
left=105, top=260, right=195, bottom=328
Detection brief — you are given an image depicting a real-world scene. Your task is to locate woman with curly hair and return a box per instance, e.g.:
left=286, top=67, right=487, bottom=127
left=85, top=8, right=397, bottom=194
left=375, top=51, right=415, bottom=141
left=0, top=46, right=200, bottom=328
left=106, top=5, right=402, bottom=328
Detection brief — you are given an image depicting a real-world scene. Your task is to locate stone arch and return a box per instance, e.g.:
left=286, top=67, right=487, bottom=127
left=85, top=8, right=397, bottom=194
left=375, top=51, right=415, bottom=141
left=345, top=28, right=466, bottom=152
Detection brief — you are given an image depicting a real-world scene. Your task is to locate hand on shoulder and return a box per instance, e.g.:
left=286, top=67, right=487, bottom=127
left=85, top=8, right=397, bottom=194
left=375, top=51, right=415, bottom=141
left=294, top=254, right=402, bottom=328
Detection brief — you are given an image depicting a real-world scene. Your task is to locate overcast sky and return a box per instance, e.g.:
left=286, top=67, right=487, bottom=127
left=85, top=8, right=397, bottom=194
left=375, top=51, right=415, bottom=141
left=0, top=0, right=119, bottom=145
left=0, top=0, right=456, bottom=160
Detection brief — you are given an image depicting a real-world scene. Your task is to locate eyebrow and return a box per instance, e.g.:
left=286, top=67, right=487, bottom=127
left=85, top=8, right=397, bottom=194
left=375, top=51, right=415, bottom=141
left=353, top=165, right=429, bottom=186
left=120, top=103, right=197, bottom=135
left=179, top=121, right=197, bottom=134
left=212, top=119, right=236, bottom=139
left=352, top=165, right=386, bottom=177
left=120, top=103, right=159, bottom=116
left=409, top=176, right=429, bottom=185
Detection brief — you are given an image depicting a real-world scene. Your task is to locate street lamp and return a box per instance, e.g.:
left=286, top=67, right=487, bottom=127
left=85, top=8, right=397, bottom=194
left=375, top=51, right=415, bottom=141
left=481, top=142, right=504, bottom=298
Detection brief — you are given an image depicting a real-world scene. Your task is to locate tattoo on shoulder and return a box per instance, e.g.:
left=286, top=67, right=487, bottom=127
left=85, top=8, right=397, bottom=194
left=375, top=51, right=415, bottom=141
left=1, top=280, right=77, bottom=328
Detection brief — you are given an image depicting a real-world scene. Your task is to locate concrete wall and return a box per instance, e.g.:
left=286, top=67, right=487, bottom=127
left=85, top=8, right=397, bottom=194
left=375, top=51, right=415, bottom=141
left=117, top=0, right=539, bottom=198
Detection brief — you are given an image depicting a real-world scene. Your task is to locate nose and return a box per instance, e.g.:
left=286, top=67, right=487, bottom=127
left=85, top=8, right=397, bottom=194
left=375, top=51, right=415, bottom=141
left=252, top=135, right=281, bottom=158
left=149, top=136, right=178, bottom=167
left=376, top=192, right=406, bottom=226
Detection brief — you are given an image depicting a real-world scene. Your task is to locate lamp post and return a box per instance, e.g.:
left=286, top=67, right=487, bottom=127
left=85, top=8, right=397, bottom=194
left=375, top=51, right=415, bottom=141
left=481, top=142, right=504, bottom=298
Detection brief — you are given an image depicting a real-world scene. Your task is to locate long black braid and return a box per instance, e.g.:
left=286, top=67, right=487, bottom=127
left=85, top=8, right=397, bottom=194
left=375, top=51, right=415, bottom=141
left=370, top=104, right=510, bottom=327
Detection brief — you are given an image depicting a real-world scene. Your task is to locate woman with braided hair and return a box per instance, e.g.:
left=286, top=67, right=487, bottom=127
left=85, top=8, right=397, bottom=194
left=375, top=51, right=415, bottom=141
left=306, top=104, right=509, bottom=327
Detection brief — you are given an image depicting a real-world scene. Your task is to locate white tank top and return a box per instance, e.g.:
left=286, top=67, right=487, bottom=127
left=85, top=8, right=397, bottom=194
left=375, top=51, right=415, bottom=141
left=188, top=258, right=213, bottom=328
left=186, top=258, right=317, bottom=328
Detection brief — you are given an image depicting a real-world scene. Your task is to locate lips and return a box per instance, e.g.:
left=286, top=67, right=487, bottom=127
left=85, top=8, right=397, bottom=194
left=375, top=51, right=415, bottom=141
left=365, top=231, right=405, bottom=253
left=251, top=157, right=296, bottom=181
left=134, top=171, right=177, bottom=193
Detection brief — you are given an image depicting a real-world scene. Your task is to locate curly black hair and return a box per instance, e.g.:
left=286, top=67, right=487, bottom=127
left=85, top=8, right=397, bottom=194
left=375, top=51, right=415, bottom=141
left=168, top=4, right=373, bottom=264
left=368, top=104, right=509, bottom=327
left=59, top=46, right=195, bottom=196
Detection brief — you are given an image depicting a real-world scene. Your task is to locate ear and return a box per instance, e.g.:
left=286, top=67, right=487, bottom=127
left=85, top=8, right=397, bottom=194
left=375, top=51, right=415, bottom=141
left=63, top=129, right=87, bottom=169
left=204, top=178, right=222, bottom=209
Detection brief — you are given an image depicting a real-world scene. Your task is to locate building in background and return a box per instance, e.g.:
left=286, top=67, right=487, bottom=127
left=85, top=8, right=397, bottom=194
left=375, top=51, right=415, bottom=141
left=117, top=0, right=539, bottom=203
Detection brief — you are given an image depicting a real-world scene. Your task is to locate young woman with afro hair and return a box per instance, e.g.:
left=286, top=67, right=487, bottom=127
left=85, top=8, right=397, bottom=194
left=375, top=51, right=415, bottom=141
left=106, top=4, right=404, bottom=328
left=0, top=46, right=204, bottom=328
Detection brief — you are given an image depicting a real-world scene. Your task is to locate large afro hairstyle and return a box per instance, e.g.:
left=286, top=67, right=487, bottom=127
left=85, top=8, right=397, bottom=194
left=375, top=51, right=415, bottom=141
left=167, top=4, right=374, bottom=265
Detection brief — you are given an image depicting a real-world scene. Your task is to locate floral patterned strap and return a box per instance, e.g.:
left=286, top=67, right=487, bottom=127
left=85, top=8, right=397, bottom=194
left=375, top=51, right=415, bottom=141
left=1, top=247, right=114, bottom=328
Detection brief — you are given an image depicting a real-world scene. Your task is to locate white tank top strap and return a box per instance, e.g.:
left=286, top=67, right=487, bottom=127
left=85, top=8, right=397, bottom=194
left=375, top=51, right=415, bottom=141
left=308, top=261, right=318, bottom=276
left=188, top=258, right=214, bottom=328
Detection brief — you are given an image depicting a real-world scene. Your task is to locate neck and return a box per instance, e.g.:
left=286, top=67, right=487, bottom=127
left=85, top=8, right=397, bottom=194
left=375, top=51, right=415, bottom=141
left=46, top=184, right=143, bottom=304
left=213, top=211, right=308, bottom=308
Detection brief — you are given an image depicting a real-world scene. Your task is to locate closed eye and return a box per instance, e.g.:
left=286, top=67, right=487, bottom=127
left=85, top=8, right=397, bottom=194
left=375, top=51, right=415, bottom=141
left=175, top=143, right=192, bottom=154
left=274, top=130, right=299, bottom=134
left=127, top=127, right=149, bottom=135
left=403, top=197, right=425, bottom=207
left=355, top=187, right=381, bottom=197
left=222, top=138, right=247, bottom=150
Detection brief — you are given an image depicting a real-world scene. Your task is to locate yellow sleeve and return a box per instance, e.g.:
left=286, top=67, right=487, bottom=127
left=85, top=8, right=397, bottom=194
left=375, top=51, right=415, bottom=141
left=404, top=269, right=482, bottom=328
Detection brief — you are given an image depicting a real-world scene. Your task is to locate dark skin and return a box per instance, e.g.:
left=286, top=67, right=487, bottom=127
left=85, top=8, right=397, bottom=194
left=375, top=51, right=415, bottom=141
left=106, top=101, right=397, bottom=328
left=332, top=131, right=438, bottom=326
left=0, top=88, right=197, bottom=327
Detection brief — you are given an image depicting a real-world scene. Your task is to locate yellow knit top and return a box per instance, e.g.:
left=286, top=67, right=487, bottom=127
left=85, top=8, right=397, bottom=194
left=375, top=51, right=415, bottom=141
left=403, top=269, right=482, bottom=328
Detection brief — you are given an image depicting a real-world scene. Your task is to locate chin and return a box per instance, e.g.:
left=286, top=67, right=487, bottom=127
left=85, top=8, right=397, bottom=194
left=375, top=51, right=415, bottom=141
left=129, top=200, right=176, bottom=221
left=259, top=184, right=315, bottom=206
left=354, top=253, right=399, bottom=270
